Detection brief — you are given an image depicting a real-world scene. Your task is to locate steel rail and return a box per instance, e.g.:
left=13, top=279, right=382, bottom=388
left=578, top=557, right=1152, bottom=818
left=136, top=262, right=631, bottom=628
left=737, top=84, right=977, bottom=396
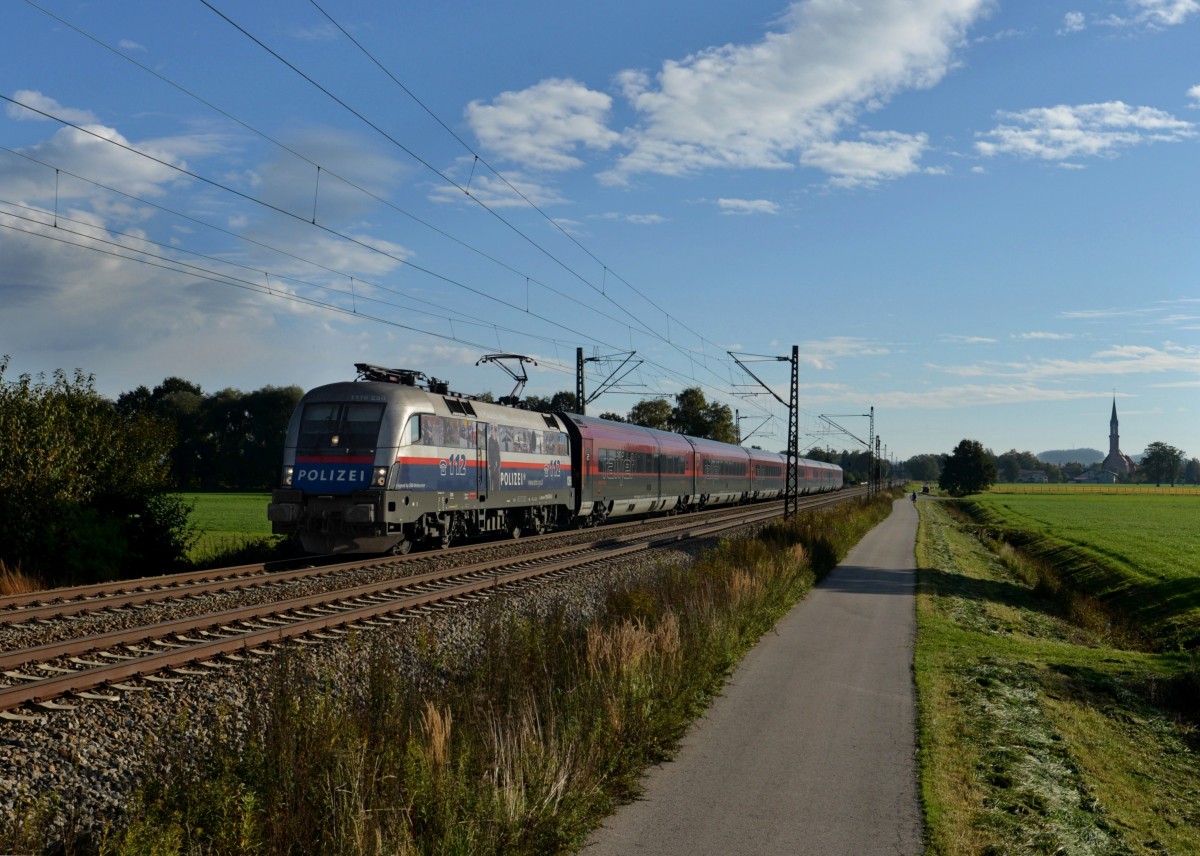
left=0, top=492, right=862, bottom=622
left=1, top=490, right=867, bottom=715
left=0, top=503, right=789, bottom=713
left=1, top=499, right=784, bottom=675
left=0, top=494, right=847, bottom=617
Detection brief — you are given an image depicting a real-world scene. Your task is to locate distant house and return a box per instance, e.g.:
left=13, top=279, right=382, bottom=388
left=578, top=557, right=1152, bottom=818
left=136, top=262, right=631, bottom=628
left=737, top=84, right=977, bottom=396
left=1073, top=469, right=1118, bottom=484
left=1017, top=469, right=1047, bottom=483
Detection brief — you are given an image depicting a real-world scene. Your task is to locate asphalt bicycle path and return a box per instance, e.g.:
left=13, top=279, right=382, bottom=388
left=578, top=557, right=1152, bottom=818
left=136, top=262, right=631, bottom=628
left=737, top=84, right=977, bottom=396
left=583, top=497, right=921, bottom=856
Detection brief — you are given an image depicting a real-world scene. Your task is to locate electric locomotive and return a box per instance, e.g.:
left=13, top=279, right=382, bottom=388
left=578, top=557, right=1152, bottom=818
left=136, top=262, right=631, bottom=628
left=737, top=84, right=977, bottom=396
left=268, top=364, right=574, bottom=554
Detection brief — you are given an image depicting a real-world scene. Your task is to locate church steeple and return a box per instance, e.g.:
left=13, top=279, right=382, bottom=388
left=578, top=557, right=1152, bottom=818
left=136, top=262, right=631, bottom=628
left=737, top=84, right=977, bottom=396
left=1102, top=395, right=1134, bottom=476
left=1109, top=397, right=1119, bottom=455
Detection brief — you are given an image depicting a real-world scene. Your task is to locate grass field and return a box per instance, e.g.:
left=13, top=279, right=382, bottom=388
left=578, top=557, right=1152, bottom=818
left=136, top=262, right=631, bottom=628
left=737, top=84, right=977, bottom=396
left=989, top=483, right=1200, bottom=496
left=963, top=491, right=1200, bottom=646
left=183, top=492, right=275, bottom=563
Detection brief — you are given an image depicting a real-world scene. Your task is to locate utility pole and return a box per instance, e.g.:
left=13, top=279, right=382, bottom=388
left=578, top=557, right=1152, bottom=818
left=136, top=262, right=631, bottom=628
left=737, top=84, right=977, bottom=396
left=576, top=347, right=585, bottom=415
left=728, top=346, right=799, bottom=519
left=576, top=348, right=643, bottom=415
left=786, top=345, right=799, bottom=519
left=869, top=406, right=875, bottom=497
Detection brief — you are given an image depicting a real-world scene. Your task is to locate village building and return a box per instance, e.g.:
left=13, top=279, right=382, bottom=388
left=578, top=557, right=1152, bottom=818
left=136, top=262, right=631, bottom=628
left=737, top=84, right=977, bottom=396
left=1101, top=397, right=1136, bottom=477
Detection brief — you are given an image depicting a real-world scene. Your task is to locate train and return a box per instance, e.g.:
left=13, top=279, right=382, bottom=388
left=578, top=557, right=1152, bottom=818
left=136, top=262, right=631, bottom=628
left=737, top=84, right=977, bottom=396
left=267, top=364, right=844, bottom=554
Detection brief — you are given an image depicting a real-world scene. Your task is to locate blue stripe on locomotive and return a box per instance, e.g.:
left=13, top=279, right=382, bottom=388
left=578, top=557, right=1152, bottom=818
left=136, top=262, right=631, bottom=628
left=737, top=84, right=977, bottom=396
left=397, top=456, right=570, bottom=492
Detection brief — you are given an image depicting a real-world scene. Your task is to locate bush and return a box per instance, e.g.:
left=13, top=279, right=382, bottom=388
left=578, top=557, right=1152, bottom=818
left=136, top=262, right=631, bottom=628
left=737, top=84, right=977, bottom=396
left=0, top=356, right=196, bottom=585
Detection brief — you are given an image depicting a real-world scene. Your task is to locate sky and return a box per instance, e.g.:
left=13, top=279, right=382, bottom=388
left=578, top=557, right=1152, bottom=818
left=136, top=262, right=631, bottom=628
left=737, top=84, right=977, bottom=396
left=2, top=0, right=1198, bottom=463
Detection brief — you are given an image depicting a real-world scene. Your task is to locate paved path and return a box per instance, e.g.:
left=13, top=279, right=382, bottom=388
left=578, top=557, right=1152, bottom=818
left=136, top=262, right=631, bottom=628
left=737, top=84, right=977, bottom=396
left=583, top=498, right=921, bottom=855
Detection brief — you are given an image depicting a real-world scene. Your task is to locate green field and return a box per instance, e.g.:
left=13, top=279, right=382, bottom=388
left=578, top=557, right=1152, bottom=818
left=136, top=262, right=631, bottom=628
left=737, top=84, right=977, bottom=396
left=183, top=492, right=274, bottom=562
left=964, top=491, right=1200, bottom=646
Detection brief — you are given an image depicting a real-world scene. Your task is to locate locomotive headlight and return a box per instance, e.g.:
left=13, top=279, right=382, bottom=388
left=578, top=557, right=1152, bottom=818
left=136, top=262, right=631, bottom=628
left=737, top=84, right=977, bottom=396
left=374, top=466, right=389, bottom=488
left=282, top=466, right=294, bottom=487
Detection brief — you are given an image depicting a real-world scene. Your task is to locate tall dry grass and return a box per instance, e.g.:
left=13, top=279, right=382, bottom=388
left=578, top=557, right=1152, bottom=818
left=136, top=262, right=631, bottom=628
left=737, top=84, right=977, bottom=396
left=0, top=559, right=42, bottom=596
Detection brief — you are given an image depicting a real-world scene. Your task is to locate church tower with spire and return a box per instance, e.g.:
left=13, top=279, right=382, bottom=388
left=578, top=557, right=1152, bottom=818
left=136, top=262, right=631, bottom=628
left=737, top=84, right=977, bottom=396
left=1102, top=396, right=1135, bottom=476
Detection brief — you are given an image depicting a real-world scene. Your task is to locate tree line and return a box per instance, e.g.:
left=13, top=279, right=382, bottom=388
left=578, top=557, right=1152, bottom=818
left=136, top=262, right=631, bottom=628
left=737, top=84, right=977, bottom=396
left=904, top=439, right=1198, bottom=496
left=116, top=377, right=304, bottom=491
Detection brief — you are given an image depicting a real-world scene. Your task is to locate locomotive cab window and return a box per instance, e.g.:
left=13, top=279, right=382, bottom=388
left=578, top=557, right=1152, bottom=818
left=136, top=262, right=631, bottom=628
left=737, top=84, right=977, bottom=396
left=298, top=402, right=385, bottom=454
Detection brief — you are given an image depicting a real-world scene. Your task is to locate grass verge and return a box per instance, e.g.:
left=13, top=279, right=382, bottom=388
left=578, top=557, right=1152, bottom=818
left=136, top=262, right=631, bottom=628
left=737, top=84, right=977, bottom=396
left=915, top=498, right=1200, bottom=855
left=66, top=493, right=897, bottom=855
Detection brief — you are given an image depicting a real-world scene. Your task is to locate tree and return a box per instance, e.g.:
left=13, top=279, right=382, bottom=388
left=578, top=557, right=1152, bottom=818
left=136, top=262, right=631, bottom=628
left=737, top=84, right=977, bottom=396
left=938, top=439, right=997, bottom=497
left=597, top=411, right=626, bottom=422
left=118, top=376, right=207, bottom=488
left=1184, top=457, right=1200, bottom=485
left=804, top=447, right=837, bottom=463
left=118, top=377, right=304, bottom=490
left=669, top=387, right=737, bottom=442
left=996, top=449, right=1040, bottom=483
left=1140, top=441, right=1185, bottom=487
left=906, top=454, right=941, bottom=482
left=548, top=391, right=580, bottom=412
left=629, top=398, right=673, bottom=431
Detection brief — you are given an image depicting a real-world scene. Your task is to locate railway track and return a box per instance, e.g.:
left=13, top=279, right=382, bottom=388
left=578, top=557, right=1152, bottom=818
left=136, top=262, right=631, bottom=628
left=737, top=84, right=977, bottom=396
left=0, top=490, right=862, bottom=719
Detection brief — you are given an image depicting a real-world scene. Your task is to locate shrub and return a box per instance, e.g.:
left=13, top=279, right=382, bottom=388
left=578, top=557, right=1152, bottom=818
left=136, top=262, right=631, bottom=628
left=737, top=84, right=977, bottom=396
left=0, top=356, right=196, bottom=584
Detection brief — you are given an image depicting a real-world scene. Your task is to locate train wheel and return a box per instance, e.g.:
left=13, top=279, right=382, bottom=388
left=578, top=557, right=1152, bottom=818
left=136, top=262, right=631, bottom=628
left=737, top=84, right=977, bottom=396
left=390, top=538, right=413, bottom=556
left=509, top=523, right=522, bottom=539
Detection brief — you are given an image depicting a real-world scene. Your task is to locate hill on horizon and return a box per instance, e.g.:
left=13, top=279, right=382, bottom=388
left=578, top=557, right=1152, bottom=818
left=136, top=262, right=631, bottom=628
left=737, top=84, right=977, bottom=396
left=1037, top=448, right=1104, bottom=466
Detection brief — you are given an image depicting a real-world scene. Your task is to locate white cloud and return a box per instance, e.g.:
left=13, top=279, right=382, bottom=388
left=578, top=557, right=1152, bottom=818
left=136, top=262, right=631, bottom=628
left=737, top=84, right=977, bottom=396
left=603, top=0, right=990, bottom=183
left=1120, top=0, right=1200, bottom=27
left=1059, top=11, right=1086, bottom=33
left=799, top=131, right=929, bottom=186
left=1015, top=331, right=1074, bottom=340
left=717, top=198, right=779, bottom=215
left=593, top=211, right=669, bottom=226
left=1060, top=306, right=1159, bottom=320
left=941, top=334, right=997, bottom=344
left=428, top=168, right=568, bottom=209
left=463, top=2, right=995, bottom=187
left=6, top=89, right=97, bottom=125
left=976, top=101, right=1195, bottom=161
left=6, top=123, right=189, bottom=202
left=1092, top=0, right=1200, bottom=29
left=864, top=383, right=1104, bottom=409
left=466, top=78, right=621, bottom=172
left=931, top=343, right=1200, bottom=382
left=1189, top=84, right=1200, bottom=107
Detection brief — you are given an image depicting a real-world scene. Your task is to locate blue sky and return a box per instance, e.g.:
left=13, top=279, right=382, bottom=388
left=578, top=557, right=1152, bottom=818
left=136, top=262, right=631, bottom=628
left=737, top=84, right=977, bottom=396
left=2, top=0, right=1198, bottom=462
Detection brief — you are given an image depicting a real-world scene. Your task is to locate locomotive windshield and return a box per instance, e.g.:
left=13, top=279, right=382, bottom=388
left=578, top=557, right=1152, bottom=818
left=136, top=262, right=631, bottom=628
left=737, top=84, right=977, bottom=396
left=298, top=402, right=385, bottom=454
